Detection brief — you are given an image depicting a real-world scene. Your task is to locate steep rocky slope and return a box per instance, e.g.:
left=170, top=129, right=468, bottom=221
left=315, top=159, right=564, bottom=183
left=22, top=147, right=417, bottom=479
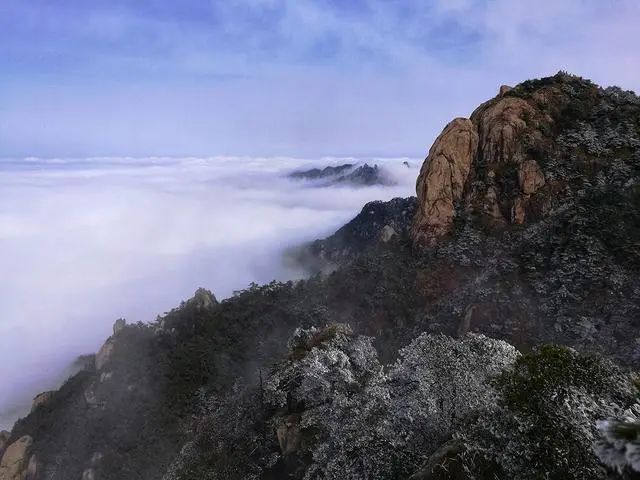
left=413, top=73, right=640, bottom=246
left=2, top=72, right=640, bottom=480
left=287, top=196, right=417, bottom=273
left=409, top=72, right=640, bottom=363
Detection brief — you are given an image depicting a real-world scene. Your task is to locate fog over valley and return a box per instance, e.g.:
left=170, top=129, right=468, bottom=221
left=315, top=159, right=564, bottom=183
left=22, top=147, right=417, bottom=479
left=0, top=156, right=418, bottom=429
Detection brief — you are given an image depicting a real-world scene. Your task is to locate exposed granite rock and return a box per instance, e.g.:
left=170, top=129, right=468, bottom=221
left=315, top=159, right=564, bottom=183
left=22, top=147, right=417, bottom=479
left=412, top=118, right=478, bottom=246
left=511, top=195, right=526, bottom=224
left=471, top=95, right=535, bottom=166
left=95, top=318, right=133, bottom=370
left=112, top=318, right=126, bottom=336
left=31, top=391, right=55, bottom=412
left=155, top=288, right=219, bottom=336
left=0, top=436, right=33, bottom=480
left=185, top=288, right=217, bottom=311
left=95, top=339, right=114, bottom=371
left=25, top=455, right=38, bottom=480
left=0, top=432, right=9, bottom=460
left=518, top=159, right=546, bottom=195
left=483, top=185, right=506, bottom=225
left=379, top=225, right=397, bottom=243
left=499, top=85, right=512, bottom=97
left=412, top=71, right=611, bottom=245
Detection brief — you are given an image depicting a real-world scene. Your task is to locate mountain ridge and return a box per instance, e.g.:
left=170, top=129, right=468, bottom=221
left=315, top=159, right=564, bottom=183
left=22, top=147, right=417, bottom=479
left=2, top=72, right=640, bottom=480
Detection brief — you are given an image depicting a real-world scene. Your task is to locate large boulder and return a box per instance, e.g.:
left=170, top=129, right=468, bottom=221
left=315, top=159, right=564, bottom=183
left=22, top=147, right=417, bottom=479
left=0, top=436, right=33, bottom=480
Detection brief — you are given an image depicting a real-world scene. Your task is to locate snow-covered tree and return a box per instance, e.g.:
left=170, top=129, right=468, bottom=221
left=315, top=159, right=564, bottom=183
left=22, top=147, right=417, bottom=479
left=263, top=324, right=382, bottom=411
left=264, top=328, right=519, bottom=479
left=458, top=345, right=637, bottom=480
left=388, top=333, right=520, bottom=442
left=595, top=402, right=640, bottom=474
left=165, top=327, right=636, bottom=480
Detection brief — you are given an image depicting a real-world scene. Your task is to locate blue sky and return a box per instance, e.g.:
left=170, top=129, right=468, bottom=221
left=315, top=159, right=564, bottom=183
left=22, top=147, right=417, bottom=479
left=1, top=0, right=639, bottom=157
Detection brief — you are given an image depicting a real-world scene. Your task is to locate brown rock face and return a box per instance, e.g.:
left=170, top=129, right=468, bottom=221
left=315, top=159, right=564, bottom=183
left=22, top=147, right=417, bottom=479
left=412, top=78, right=568, bottom=245
left=25, top=456, right=37, bottom=480
left=499, top=85, right=512, bottom=97
left=411, top=118, right=479, bottom=246
left=483, top=186, right=506, bottom=225
left=0, top=436, right=33, bottom=480
left=518, top=159, right=545, bottom=195
left=511, top=196, right=526, bottom=224
left=472, top=96, right=534, bottom=167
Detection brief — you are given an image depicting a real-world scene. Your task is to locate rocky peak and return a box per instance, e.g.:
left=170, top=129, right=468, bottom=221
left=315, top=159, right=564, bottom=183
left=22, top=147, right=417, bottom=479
left=499, top=85, right=512, bottom=97
left=288, top=162, right=395, bottom=186
left=112, top=318, right=126, bottom=336
left=186, top=288, right=217, bottom=311
left=412, top=72, right=636, bottom=245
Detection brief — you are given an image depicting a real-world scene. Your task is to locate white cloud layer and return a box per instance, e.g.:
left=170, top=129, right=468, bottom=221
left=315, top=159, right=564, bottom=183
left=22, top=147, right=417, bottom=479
left=0, top=156, right=419, bottom=430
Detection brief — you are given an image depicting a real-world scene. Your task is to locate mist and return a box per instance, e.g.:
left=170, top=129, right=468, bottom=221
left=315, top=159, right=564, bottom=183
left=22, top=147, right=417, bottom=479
left=0, top=156, right=418, bottom=430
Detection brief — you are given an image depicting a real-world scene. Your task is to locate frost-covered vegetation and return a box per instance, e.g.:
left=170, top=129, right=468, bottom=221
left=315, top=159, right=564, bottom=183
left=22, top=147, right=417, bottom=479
left=458, top=345, right=637, bottom=479
left=164, top=326, right=637, bottom=480
left=596, top=402, right=640, bottom=475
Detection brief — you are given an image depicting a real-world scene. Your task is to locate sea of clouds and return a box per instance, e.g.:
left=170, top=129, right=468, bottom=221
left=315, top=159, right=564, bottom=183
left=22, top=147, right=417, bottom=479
left=0, top=156, right=419, bottom=430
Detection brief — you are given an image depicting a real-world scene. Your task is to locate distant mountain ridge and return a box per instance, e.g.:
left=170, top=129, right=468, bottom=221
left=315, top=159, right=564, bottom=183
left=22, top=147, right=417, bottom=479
left=288, top=162, right=396, bottom=186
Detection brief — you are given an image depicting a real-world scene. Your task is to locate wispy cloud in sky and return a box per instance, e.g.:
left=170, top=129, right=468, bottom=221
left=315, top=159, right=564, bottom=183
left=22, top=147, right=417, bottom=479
left=0, top=0, right=638, bottom=157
